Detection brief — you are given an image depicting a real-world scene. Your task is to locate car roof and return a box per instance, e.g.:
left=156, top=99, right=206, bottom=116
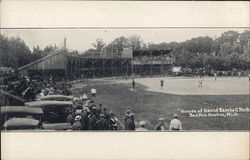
left=3, top=118, right=40, bottom=127
left=1, top=106, right=43, bottom=115
left=42, top=123, right=72, bottom=130
left=40, top=95, right=73, bottom=101
left=25, top=101, right=73, bottom=108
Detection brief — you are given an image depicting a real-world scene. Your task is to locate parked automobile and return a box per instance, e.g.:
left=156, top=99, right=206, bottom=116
left=42, top=123, right=72, bottom=131
left=1, top=106, right=43, bottom=129
left=40, top=95, right=73, bottom=101
left=25, top=101, right=73, bottom=123
left=3, top=118, right=41, bottom=130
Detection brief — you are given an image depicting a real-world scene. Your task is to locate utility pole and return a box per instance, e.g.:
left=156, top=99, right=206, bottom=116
left=64, top=38, right=67, bottom=50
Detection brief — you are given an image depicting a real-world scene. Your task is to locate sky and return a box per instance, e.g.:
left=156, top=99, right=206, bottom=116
left=1, top=28, right=248, bottom=52
left=0, top=1, right=249, bottom=52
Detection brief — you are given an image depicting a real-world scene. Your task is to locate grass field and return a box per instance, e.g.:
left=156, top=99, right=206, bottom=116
left=72, top=77, right=250, bottom=130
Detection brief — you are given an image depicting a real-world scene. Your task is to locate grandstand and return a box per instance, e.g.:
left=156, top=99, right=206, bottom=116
left=132, top=49, right=174, bottom=76
left=17, top=39, right=175, bottom=80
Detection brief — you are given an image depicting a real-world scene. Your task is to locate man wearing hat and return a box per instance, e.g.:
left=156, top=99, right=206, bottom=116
left=154, top=117, right=165, bottom=131
left=72, top=115, right=82, bottom=130
left=80, top=108, right=90, bottom=130
left=125, top=112, right=135, bottom=130
left=92, top=114, right=109, bottom=130
left=124, top=110, right=131, bottom=128
left=108, top=112, right=118, bottom=130
left=88, top=108, right=99, bottom=130
left=169, top=114, right=182, bottom=131
left=136, top=121, right=148, bottom=131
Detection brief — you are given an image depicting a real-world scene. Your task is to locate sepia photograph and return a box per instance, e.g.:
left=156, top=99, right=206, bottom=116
left=0, top=1, right=249, bottom=160
left=0, top=28, right=249, bottom=131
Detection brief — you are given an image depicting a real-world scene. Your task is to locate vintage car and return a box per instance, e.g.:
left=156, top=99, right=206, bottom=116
left=40, top=95, right=73, bottom=101
left=25, top=101, right=73, bottom=123
left=42, top=123, right=72, bottom=130
left=3, top=118, right=41, bottom=130
left=0, top=106, right=43, bottom=129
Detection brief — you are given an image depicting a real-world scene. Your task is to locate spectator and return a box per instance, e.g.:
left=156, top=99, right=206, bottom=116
left=72, top=115, right=82, bottom=130
left=169, top=114, right=182, bottom=131
left=108, top=112, right=118, bottom=130
left=136, top=121, right=148, bottom=131
left=92, top=114, right=108, bottom=130
left=154, top=117, right=165, bottom=131
left=80, top=108, right=89, bottom=130
left=88, top=109, right=99, bottom=130
left=103, top=108, right=110, bottom=120
left=97, top=104, right=103, bottom=115
left=66, top=112, right=75, bottom=125
left=125, top=113, right=135, bottom=130
left=124, top=110, right=131, bottom=126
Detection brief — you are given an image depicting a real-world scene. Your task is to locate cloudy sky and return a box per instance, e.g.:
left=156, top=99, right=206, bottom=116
left=1, top=1, right=249, bottom=52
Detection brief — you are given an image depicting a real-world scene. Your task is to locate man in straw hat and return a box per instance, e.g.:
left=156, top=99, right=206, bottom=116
left=154, top=117, right=165, bottom=131
left=72, top=115, right=82, bottom=130
left=169, top=114, right=182, bottom=131
left=136, top=121, right=148, bottom=131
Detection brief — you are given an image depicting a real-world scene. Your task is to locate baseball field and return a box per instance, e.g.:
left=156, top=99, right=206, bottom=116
left=72, top=77, right=250, bottom=130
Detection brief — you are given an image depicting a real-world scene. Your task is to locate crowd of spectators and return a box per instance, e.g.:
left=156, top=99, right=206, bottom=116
left=1, top=70, right=183, bottom=131
left=64, top=92, right=125, bottom=130
left=0, top=70, right=72, bottom=102
left=133, top=55, right=172, bottom=64
left=61, top=89, right=182, bottom=131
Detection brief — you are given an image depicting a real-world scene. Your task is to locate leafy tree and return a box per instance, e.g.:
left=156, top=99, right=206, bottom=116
left=0, top=34, right=32, bottom=68
left=92, top=38, right=105, bottom=52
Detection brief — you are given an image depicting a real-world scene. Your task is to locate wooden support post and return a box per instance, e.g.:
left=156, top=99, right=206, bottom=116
left=111, top=59, right=114, bottom=77
left=102, top=59, right=105, bottom=78
left=92, top=59, right=95, bottom=78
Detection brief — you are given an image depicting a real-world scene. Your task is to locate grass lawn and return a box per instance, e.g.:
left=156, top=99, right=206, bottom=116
left=72, top=81, right=249, bottom=131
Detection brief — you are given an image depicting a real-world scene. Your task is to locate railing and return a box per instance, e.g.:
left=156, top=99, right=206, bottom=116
left=133, top=59, right=174, bottom=65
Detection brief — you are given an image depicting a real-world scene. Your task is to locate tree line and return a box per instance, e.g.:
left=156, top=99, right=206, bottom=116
left=88, top=30, right=250, bottom=71
left=0, top=30, right=249, bottom=71
left=0, top=34, right=56, bottom=69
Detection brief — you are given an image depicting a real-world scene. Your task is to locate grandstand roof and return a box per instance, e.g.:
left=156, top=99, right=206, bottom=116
left=17, top=49, right=67, bottom=71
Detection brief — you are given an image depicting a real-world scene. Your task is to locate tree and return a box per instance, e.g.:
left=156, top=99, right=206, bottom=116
left=0, top=34, right=32, bottom=68
left=105, top=36, right=129, bottom=54
left=128, top=35, right=143, bottom=51
left=92, top=39, right=105, bottom=52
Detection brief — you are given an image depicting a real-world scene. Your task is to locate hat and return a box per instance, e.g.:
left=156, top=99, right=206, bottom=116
left=129, top=113, right=135, bottom=117
left=139, top=121, right=146, bottom=126
left=73, top=97, right=78, bottom=102
left=158, top=117, right=165, bottom=121
left=83, top=107, right=90, bottom=112
left=173, top=114, right=178, bottom=118
left=75, top=115, right=81, bottom=121
left=82, top=94, right=88, bottom=100
left=75, top=109, right=82, bottom=115
left=125, top=110, right=131, bottom=114
left=100, top=114, right=105, bottom=118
